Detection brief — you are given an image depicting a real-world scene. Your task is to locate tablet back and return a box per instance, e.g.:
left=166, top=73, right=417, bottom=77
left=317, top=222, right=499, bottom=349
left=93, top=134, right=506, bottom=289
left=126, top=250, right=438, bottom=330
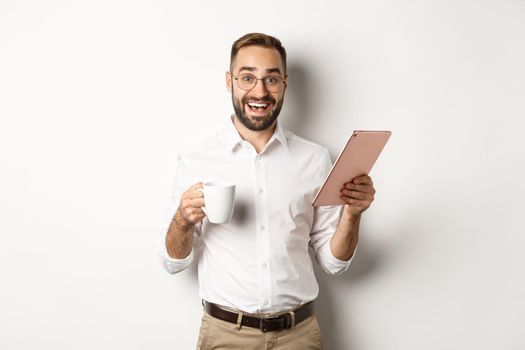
left=312, top=130, right=391, bottom=206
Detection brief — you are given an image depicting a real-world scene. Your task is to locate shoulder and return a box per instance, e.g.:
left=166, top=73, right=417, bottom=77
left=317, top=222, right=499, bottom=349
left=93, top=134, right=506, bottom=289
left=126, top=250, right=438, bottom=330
left=282, top=129, right=333, bottom=178
left=284, top=129, right=330, bottom=159
left=177, top=129, right=226, bottom=160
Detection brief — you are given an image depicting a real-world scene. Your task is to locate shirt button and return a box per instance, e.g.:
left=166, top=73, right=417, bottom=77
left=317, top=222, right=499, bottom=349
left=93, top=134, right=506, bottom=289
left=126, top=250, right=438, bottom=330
left=258, top=188, right=263, bottom=194
left=260, top=225, right=266, bottom=231
left=261, top=262, right=267, bottom=269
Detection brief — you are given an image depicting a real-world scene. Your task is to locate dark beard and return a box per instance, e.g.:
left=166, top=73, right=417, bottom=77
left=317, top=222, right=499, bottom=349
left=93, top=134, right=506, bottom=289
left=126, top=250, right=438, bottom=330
left=232, top=89, right=284, bottom=131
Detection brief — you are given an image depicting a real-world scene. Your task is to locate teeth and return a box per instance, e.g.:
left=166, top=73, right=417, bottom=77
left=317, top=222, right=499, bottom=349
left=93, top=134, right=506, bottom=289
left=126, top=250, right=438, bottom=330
left=248, top=103, right=269, bottom=108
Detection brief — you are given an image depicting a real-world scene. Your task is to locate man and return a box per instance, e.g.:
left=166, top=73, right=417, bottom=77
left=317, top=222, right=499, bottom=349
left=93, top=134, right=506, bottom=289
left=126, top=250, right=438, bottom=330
left=159, top=33, right=376, bottom=349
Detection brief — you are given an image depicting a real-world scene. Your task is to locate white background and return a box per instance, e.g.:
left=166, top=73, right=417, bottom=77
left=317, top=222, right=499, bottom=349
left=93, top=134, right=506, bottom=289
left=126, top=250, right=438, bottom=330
left=1, top=1, right=524, bottom=349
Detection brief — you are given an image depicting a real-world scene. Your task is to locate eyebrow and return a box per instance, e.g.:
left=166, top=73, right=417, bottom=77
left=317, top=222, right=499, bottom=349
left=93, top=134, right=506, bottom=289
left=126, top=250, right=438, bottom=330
left=238, top=66, right=283, bottom=75
left=265, top=67, right=282, bottom=75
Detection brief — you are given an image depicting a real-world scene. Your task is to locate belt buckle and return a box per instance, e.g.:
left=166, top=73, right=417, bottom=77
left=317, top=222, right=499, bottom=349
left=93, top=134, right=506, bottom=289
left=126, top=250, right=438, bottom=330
left=259, top=315, right=287, bottom=333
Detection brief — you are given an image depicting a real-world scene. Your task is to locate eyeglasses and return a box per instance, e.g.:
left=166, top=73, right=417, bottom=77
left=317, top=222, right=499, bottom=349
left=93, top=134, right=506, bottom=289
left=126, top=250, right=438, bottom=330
left=231, top=72, right=286, bottom=93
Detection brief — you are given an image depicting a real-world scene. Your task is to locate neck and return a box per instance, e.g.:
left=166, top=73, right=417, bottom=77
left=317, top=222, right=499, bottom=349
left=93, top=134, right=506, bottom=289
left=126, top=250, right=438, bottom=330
left=231, top=115, right=276, bottom=153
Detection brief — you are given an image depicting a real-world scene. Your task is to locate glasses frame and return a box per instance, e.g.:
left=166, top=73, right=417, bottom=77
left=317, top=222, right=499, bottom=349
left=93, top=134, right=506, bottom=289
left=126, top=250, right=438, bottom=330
left=230, top=72, right=286, bottom=93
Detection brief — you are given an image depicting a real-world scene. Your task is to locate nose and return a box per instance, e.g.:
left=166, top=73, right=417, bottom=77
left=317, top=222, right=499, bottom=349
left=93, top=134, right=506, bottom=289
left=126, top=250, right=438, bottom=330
left=250, top=78, right=269, bottom=98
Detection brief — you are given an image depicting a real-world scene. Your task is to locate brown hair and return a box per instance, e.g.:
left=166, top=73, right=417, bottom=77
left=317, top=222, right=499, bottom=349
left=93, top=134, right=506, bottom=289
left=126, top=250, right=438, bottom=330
left=230, top=33, right=287, bottom=73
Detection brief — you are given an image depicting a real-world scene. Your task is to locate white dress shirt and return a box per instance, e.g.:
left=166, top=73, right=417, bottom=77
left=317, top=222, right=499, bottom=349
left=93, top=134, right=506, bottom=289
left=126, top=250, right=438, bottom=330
left=159, top=118, right=354, bottom=313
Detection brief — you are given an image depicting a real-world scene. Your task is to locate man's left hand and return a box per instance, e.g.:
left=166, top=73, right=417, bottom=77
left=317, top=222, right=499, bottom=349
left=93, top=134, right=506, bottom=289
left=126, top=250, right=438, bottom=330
left=340, top=175, right=376, bottom=216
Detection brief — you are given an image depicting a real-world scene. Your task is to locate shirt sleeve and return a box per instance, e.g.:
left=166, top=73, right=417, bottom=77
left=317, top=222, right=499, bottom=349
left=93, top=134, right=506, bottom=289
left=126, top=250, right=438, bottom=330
left=158, top=154, right=202, bottom=274
left=309, top=149, right=356, bottom=276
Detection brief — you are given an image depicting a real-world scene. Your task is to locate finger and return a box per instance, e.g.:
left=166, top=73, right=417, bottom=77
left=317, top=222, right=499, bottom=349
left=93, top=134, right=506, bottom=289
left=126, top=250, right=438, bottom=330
left=189, top=208, right=206, bottom=217
left=340, top=195, right=371, bottom=207
left=185, top=189, right=204, bottom=199
left=351, top=175, right=373, bottom=185
left=343, top=183, right=376, bottom=194
left=340, top=189, right=373, bottom=201
left=181, top=205, right=205, bottom=217
left=187, top=198, right=205, bottom=208
left=181, top=198, right=205, bottom=210
left=189, top=182, right=204, bottom=190
left=186, top=210, right=206, bottom=224
left=181, top=204, right=205, bottom=215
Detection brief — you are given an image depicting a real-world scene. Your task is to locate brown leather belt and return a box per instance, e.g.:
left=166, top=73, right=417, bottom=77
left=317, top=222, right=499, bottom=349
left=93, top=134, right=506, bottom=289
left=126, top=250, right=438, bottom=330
left=203, top=300, right=315, bottom=333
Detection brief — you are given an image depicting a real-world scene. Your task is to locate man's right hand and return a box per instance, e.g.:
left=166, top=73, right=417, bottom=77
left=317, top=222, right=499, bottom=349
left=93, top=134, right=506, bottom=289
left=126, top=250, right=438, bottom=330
left=175, top=182, right=206, bottom=227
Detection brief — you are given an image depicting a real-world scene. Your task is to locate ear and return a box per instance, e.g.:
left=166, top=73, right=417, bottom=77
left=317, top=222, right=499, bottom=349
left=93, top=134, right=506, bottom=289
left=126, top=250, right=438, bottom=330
left=284, top=74, right=289, bottom=92
left=226, top=71, right=232, bottom=92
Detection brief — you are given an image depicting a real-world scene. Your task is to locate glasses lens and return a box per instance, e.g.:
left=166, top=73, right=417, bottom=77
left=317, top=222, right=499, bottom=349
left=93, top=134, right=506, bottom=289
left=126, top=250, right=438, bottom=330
left=263, top=76, right=284, bottom=92
left=237, top=73, right=256, bottom=91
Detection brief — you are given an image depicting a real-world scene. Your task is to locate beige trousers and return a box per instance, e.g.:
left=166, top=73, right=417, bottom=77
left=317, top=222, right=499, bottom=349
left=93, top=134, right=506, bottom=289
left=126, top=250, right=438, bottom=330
left=196, top=311, right=323, bottom=350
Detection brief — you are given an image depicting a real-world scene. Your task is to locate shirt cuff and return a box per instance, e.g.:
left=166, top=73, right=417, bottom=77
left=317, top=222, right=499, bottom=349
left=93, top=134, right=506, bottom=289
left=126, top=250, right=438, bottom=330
left=161, top=248, right=194, bottom=274
left=319, top=242, right=357, bottom=276
left=164, top=248, right=193, bottom=263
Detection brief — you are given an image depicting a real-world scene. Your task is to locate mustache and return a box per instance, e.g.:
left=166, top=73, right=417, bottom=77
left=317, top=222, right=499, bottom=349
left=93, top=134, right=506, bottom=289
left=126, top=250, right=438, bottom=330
left=242, top=95, right=275, bottom=104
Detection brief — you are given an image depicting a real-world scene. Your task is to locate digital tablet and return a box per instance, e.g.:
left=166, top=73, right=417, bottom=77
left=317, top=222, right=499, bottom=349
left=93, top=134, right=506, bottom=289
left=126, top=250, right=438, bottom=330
left=312, top=130, right=391, bottom=206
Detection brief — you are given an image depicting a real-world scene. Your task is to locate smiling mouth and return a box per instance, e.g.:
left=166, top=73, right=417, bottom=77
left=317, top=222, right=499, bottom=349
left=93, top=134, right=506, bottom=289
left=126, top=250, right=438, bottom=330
left=246, top=102, right=272, bottom=113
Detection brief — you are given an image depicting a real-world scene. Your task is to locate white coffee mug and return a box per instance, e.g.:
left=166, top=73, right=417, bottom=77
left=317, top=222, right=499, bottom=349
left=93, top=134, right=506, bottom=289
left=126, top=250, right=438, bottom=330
left=201, top=181, right=236, bottom=224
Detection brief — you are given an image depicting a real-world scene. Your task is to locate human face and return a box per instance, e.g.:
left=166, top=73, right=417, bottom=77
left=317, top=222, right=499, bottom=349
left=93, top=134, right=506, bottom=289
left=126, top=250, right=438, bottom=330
left=226, top=46, right=287, bottom=131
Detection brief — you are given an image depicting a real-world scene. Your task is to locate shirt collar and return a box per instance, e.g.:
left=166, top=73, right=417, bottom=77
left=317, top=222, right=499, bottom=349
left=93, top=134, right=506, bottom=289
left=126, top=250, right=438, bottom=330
left=268, top=120, right=289, bottom=151
left=222, top=116, right=289, bottom=152
left=222, top=117, right=244, bottom=151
